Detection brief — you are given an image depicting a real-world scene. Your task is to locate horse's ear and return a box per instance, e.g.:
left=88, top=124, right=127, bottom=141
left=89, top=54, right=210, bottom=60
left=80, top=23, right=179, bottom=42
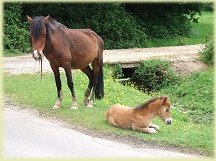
left=27, top=15, right=33, bottom=23
left=44, top=15, right=50, bottom=24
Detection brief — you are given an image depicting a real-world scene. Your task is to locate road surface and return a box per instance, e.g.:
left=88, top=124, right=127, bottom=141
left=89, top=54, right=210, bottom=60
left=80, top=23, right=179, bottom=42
left=3, top=105, right=200, bottom=158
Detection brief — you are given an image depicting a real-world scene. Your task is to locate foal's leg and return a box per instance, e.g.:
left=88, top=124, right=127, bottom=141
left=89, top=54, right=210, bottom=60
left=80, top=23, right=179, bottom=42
left=81, top=66, right=93, bottom=107
left=149, top=123, right=160, bottom=131
left=64, top=67, right=78, bottom=110
left=132, top=124, right=157, bottom=134
left=50, top=64, right=62, bottom=109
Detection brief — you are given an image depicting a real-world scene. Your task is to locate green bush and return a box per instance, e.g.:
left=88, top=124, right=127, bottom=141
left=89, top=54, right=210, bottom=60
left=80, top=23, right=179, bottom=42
left=4, top=3, right=30, bottom=54
left=22, top=3, right=147, bottom=49
left=201, top=2, right=214, bottom=11
left=199, top=36, right=214, bottom=66
left=124, top=3, right=202, bottom=38
left=131, top=59, right=179, bottom=93
left=3, top=2, right=206, bottom=54
left=112, top=64, right=124, bottom=79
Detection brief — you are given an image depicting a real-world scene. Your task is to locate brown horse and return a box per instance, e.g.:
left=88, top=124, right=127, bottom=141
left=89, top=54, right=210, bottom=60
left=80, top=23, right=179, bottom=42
left=27, top=15, right=104, bottom=109
left=106, top=96, right=172, bottom=134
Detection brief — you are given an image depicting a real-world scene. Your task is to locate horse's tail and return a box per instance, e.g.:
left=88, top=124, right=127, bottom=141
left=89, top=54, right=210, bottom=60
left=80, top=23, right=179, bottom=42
left=95, top=37, right=104, bottom=99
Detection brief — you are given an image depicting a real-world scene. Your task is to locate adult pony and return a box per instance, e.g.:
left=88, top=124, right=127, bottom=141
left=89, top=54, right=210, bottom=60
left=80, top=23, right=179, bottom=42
left=106, top=96, right=172, bottom=134
left=27, top=15, right=104, bottom=109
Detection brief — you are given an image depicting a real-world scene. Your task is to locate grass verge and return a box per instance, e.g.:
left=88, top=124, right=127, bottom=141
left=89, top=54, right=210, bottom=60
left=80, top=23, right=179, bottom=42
left=156, top=68, right=214, bottom=124
left=4, top=68, right=214, bottom=156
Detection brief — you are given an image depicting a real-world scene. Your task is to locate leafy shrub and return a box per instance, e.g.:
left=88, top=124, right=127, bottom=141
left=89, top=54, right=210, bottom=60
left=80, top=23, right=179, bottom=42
left=22, top=3, right=147, bottom=49
left=131, top=59, right=179, bottom=93
left=199, top=36, right=214, bottom=66
left=201, top=2, right=214, bottom=11
left=124, top=3, right=202, bottom=38
left=4, top=3, right=30, bottom=53
left=112, top=64, right=124, bottom=79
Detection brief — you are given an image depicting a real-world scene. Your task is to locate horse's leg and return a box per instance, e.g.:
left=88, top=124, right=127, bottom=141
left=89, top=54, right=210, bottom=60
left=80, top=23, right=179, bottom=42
left=50, top=64, right=62, bottom=109
left=81, top=66, right=93, bottom=107
left=91, top=59, right=100, bottom=102
left=64, top=66, right=78, bottom=110
left=132, top=124, right=157, bottom=134
left=149, top=123, right=160, bottom=131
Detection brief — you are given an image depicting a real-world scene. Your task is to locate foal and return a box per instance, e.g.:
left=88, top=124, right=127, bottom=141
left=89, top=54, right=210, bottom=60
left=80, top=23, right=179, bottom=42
left=106, top=96, right=172, bottom=134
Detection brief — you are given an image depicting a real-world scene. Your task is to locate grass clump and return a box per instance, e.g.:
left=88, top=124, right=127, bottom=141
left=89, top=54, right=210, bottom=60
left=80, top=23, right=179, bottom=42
left=199, top=35, right=214, bottom=66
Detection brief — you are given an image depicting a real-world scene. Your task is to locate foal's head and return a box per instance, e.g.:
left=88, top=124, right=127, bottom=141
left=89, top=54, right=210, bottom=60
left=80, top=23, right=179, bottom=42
left=157, top=97, right=172, bottom=125
left=27, top=15, right=49, bottom=60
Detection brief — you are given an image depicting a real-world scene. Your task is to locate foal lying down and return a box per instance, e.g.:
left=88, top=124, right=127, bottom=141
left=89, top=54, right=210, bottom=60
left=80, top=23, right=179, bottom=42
left=106, top=96, right=172, bottom=134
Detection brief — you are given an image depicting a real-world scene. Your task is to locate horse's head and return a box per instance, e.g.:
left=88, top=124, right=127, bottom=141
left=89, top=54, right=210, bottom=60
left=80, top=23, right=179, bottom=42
left=27, top=15, right=49, bottom=61
left=157, top=97, right=172, bottom=125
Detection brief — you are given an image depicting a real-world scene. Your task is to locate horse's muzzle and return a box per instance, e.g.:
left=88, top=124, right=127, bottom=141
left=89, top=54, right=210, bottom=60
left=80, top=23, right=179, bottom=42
left=165, top=118, right=172, bottom=125
left=32, top=50, right=42, bottom=61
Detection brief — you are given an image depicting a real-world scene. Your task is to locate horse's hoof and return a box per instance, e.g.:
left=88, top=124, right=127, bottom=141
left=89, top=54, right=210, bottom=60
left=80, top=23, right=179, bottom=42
left=86, top=100, right=93, bottom=108
left=53, top=104, right=61, bottom=109
left=86, top=103, right=93, bottom=108
left=71, top=105, right=78, bottom=110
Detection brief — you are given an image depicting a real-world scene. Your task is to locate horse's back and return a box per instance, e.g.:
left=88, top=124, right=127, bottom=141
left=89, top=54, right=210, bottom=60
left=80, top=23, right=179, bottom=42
left=62, top=28, right=103, bottom=69
left=106, top=105, right=134, bottom=129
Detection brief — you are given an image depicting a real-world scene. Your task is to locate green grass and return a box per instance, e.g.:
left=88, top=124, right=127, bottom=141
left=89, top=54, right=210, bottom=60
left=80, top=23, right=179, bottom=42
left=4, top=68, right=214, bottom=156
left=147, top=11, right=214, bottom=47
left=156, top=68, right=214, bottom=124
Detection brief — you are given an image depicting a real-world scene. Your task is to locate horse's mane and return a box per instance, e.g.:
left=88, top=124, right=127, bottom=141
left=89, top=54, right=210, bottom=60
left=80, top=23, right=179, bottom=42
left=30, top=16, right=44, bottom=39
left=134, top=96, right=166, bottom=110
left=30, top=16, right=66, bottom=39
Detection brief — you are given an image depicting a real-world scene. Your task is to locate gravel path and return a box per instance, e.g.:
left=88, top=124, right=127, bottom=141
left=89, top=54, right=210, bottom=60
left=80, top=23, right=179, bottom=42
left=3, top=44, right=206, bottom=75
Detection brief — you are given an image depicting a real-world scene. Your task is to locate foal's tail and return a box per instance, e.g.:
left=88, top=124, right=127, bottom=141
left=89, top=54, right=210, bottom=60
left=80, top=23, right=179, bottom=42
left=95, top=38, right=104, bottom=100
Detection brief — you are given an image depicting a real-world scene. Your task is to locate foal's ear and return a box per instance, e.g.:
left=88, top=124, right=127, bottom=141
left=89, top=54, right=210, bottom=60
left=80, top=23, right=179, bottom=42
left=163, top=97, right=168, bottom=103
left=27, top=15, right=33, bottom=23
left=44, top=15, right=50, bottom=24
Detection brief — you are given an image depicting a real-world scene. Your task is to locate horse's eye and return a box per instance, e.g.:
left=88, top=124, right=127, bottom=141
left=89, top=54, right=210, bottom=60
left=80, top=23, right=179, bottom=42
left=166, top=109, right=169, bottom=112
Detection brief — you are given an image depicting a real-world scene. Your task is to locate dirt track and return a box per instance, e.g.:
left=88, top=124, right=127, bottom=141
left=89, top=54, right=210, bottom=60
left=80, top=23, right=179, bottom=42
left=3, top=44, right=207, bottom=75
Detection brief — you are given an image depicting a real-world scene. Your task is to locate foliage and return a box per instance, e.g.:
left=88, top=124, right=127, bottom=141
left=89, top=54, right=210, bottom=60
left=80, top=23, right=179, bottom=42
left=3, top=3, right=30, bottom=53
left=158, top=68, right=214, bottom=124
left=22, top=3, right=147, bottom=49
left=124, top=3, right=202, bottom=38
left=131, top=59, right=179, bottom=93
left=146, top=11, right=214, bottom=47
left=112, top=64, right=124, bottom=79
left=199, top=35, right=214, bottom=66
left=201, top=2, right=214, bottom=11
left=3, top=2, right=212, bottom=54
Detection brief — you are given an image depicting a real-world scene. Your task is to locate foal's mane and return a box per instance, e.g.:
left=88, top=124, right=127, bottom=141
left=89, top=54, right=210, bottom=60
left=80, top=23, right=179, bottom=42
left=134, top=96, right=166, bottom=110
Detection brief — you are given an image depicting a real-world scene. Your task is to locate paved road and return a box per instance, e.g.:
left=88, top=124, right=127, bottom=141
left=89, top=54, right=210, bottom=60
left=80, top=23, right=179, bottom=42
left=3, top=106, right=200, bottom=158
left=3, top=44, right=204, bottom=74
